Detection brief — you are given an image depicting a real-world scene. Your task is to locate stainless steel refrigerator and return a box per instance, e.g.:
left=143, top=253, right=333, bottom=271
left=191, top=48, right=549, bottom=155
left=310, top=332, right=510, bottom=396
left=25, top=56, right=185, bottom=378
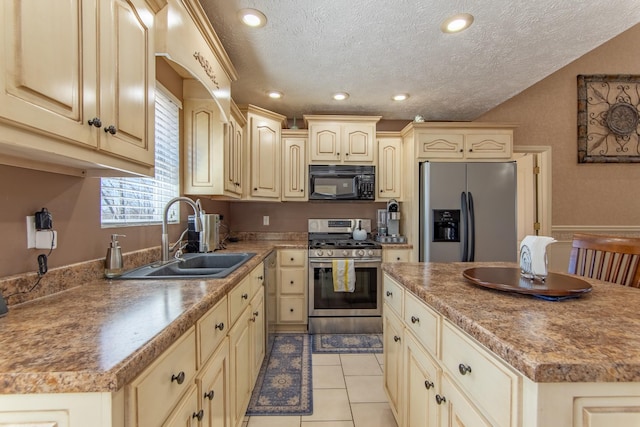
left=419, top=161, right=517, bottom=262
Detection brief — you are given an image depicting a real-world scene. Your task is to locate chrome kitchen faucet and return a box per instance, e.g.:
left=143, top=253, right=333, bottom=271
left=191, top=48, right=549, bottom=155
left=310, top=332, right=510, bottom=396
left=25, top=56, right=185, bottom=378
left=161, top=197, right=202, bottom=262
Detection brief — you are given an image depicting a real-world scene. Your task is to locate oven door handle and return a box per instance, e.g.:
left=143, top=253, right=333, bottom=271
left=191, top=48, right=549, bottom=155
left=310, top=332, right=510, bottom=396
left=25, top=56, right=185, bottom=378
left=309, top=259, right=381, bottom=267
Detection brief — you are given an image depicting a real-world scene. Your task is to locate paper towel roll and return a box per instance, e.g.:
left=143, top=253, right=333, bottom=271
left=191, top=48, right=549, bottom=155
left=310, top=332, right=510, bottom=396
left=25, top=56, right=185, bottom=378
left=520, top=235, right=557, bottom=278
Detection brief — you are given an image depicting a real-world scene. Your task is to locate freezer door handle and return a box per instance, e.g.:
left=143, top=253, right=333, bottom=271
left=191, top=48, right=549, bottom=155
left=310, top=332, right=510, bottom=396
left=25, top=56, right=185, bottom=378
left=468, top=191, right=476, bottom=262
left=461, top=192, right=468, bottom=262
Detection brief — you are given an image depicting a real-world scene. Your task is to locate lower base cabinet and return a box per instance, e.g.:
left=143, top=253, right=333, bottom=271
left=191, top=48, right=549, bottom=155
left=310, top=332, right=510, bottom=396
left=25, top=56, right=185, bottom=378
left=197, top=339, right=230, bottom=427
left=162, top=385, right=200, bottom=427
left=404, top=332, right=440, bottom=427
left=382, top=303, right=404, bottom=424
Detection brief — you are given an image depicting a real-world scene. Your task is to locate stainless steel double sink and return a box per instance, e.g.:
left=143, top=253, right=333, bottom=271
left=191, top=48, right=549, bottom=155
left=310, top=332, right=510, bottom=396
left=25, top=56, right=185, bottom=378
left=118, top=252, right=256, bottom=279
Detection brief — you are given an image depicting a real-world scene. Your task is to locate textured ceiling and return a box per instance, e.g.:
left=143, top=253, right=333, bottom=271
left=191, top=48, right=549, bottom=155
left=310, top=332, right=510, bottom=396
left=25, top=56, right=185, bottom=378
left=198, top=0, right=640, bottom=121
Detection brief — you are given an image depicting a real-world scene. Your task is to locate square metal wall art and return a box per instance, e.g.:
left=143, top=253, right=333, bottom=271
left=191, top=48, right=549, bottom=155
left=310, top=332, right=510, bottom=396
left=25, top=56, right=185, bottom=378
left=577, top=74, right=640, bottom=163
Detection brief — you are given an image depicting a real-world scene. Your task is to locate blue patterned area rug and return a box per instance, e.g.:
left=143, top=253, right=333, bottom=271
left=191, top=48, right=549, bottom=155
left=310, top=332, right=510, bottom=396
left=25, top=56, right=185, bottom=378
left=246, top=334, right=313, bottom=416
left=311, top=333, right=383, bottom=354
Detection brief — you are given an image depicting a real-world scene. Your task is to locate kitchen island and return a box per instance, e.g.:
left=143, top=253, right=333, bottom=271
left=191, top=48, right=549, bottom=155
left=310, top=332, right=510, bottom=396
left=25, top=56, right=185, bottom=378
left=382, top=262, right=640, bottom=427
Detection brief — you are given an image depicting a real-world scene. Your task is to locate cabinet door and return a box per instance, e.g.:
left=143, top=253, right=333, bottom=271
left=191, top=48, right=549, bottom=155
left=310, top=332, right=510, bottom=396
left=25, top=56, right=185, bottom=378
left=250, top=288, right=265, bottom=384
left=342, top=124, right=375, bottom=163
left=248, top=116, right=280, bottom=198
left=279, top=268, right=306, bottom=294
left=223, top=117, right=243, bottom=197
left=416, top=132, right=464, bottom=159
left=405, top=333, right=440, bottom=427
left=162, top=385, right=200, bottom=427
left=228, top=306, right=252, bottom=427
left=278, top=297, right=306, bottom=323
left=282, top=137, right=307, bottom=200
left=198, top=340, right=230, bottom=427
left=0, top=0, right=96, bottom=147
left=383, top=305, right=404, bottom=425
left=439, top=373, right=492, bottom=427
left=377, top=138, right=402, bottom=199
left=309, top=124, right=341, bottom=163
left=98, top=0, right=155, bottom=166
left=465, top=133, right=512, bottom=159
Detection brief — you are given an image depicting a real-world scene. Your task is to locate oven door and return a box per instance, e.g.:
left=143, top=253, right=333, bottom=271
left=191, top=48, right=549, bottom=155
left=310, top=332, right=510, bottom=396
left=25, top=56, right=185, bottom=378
left=308, top=259, right=382, bottom=317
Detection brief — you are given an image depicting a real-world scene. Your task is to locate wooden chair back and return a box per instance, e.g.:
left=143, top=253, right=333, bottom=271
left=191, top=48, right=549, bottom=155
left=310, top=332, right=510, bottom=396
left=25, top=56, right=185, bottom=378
left=568, top=233, right=640, bottom=287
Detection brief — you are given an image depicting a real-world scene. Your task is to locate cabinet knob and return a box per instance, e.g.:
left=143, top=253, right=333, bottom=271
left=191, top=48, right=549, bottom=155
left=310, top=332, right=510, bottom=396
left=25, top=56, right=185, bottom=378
left=215, top=322, right=225, bottom=331
left=204, top=390, right=215, bottom=400
left=104, top=125, right=117, bottom=135
left=290, top=280, right=294, bottom=284
left=396, top=257, right=401, bottom=261
left=411, top=316, right=420, bottom=324
left=254, top=188, right=258, bottom=191
left=459, top=148, right=463, bottom=152
left=171, top=371, right=185, bottom=384
left=393, top=335, right=401, bottom=343
left=290, top=257, right=295, bottom=261
left=469, top=148, right=473, bottom=152
left=435, top=394, right=447, bottom=405
left=345, top=152, right=349, bottom=156
left=253, top=310, right=259, bottom=317
left=192, top=410, right=204, bottom=421
left=300, top=189, right=304, bottom=192
left=290, top=308, right=294, bottom=312
left=258, top=275, right=264, bottom=280
left=242, top=293, right=248, bottom=300
left=386, top=291, right=392, bottom=297
left=424, top=380, right=434, bottom=390
left=88, top=117, right=102, bottom=128
left=458, top=363, right=472, bottom=375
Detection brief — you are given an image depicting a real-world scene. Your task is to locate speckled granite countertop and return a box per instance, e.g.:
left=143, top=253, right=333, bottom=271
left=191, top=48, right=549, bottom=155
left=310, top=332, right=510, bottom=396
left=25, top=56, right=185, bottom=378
left=0, top=240, right=306, bottom=395
left=382, top=262, right=640, bottom=383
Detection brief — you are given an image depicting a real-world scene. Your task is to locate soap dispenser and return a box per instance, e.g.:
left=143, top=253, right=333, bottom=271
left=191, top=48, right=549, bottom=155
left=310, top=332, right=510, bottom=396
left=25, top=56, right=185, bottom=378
left=105, top=234, right=126, bottom=278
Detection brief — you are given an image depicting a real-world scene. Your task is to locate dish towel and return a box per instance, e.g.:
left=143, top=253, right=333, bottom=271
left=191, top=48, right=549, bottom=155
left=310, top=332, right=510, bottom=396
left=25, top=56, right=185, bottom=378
left=332, top=259, right=356, bottom=292
left=520, top=235, right=557, bottom=278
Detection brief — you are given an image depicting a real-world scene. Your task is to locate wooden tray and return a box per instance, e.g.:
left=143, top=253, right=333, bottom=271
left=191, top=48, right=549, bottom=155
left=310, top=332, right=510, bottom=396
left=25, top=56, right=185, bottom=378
left=462, top=267, right=592, bottom=298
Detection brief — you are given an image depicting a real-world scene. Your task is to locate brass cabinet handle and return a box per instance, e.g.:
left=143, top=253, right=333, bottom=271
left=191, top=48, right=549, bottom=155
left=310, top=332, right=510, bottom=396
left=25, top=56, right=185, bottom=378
left=411, top=316, right=420, bottom=324
left=393, top=335, right=401, bottom=343
left=424, top=380, right=434, bottom=389
left=215, top=322, right=225, bottom=331
left=458, top=363, right=472, bottom=375
left=242, top=293, right=248, bottom=300
left=171, top=371, right=185, bottom=384
left=435, top=394, right=447, bottom=405
left=204, top=390, right=215, bottom=400
left=386, top=291, right=392, bottom=297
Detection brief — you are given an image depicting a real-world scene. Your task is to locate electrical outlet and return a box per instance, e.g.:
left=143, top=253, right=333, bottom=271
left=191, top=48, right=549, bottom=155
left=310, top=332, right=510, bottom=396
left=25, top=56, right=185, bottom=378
left=26, top=216, right=58, bottom=249
left=263, top=215, right=270, bottom=226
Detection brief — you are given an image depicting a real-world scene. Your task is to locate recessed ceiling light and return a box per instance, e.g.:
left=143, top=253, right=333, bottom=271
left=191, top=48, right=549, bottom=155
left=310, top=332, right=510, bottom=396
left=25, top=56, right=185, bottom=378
left=333, top=92, right=349, bottom=101
left=441, top=13, right=474, bottom=33
left=393, top=94, right=409, bottom=101
left=238, top=8, right=267, bottom=28
left=268, top=91, right=283, bottom=99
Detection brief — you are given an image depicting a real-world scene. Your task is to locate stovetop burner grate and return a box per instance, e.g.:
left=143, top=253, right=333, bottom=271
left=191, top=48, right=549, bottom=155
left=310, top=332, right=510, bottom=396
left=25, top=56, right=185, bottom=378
left=308, top=239, right=382, bottom=249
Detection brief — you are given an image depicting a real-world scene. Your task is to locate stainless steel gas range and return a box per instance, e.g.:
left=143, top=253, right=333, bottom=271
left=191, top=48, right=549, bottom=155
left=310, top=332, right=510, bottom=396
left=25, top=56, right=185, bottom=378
left=307, top=218, right=382, bottom=334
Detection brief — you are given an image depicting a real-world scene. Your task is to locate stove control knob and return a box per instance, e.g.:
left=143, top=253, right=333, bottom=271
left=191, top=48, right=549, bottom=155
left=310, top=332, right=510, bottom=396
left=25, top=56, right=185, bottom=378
left=342, top=250, right=348, bottom=257
left=315, top=250, right=323, bottom=257
left=357, top=249, right=365, bottom=257
left=368, top=250, right=374, bottom=257
left=327, top=250, right=333, bottom=256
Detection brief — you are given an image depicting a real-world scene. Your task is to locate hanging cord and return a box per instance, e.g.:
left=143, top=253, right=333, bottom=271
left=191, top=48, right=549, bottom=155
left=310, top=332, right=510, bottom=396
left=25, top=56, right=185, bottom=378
left=6, top=230, right=55, bottom=298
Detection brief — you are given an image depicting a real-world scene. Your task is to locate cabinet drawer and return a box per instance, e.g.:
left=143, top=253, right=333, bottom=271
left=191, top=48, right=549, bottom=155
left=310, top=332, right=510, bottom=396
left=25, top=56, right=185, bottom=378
left=279, top=297, right=306, bottom=323
left=383, top=249, right=411, bottom=263
left=404, top=291, right=440, bottom=357
left=280, top=268, right=306, bottom=294
left=229, top=276, right=252, bottom=326
left=249, top=262, right=265, bottom=296
left=197, top=296, right=229, bottom=368
left=279, top=250, right=306, bottom=267
left=383, top=275, right=404, bottom=316
left=130, top=327, right=196, bottom=427
left=161, top=384, right=199, bottom=426
left=441, top=320, right=520, bottom=427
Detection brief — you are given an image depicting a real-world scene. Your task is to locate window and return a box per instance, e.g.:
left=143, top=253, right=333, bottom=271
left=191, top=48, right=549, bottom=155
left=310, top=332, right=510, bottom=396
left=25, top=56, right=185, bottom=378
left=101, top=85, right=181, bottom=226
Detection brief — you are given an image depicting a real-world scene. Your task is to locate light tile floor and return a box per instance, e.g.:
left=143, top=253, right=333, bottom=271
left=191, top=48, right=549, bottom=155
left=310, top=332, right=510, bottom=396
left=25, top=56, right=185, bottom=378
left=244, top=352, right=398, bottom=427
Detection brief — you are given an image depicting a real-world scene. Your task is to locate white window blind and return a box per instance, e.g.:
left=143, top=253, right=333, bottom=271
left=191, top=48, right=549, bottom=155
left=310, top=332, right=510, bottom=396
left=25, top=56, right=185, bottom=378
left=101, top=86, right=181, bottom=226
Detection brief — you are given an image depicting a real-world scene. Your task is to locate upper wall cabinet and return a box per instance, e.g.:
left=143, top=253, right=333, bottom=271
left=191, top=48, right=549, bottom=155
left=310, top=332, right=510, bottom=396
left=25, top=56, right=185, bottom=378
left=240, top=105, right=287, bottom=201
left=0, top=0, right=156, bottom=177
left=410, top=124, right=515, bottom=160
left=377, top=135, right=402, bottom=201
left=304, top=115, right=381, bottom=164
left=282, top=130, right=308, bottom=201
left=183, top=83, right=246, bottom=199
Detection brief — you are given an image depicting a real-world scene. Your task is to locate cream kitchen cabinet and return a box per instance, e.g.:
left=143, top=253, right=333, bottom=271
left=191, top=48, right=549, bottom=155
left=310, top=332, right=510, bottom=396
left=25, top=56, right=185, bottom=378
left=404, top=332, right=440, bottom=427
left=275, top=249, right=308, bottom=330
left=183, top=88, right=245, bottom=199
left=0, top=0, right=155, bottom=177
left=415, top=129, right=513, bottom=160
left=383, top=303, right=405, bottom=425
left=377, top=136, right=402, bottom=200
left=382, top=248, right=412, bottom=263
left=197, top=339, right=230, bottom=427
left=162, top=385, right=200, bottom=427
left=282, top=130, right=308, bottom=201
left=305, top=115, right=381, bottom=164
left=240, top=105, right=287, bottom=200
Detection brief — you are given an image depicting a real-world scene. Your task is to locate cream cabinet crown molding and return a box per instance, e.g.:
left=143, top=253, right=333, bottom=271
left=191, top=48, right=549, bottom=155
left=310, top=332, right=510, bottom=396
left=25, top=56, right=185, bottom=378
left=303, top=114, right=382, bottom=126
left=400, top=121, right=519, bottom=136
left=238, top=104, right=288, bottom=126
left=144, top=0, right=167, bottom=13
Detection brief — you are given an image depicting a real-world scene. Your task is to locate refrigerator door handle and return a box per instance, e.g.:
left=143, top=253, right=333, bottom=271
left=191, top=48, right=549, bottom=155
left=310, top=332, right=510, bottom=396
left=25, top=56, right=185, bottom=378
left=461, top=191, right=468, bottom=262
left=468, top=191, right=476, bottom=262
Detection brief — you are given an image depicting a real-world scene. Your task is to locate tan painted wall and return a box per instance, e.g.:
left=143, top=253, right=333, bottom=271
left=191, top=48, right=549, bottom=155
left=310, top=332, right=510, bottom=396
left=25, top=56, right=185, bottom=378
left=476, top=23, right=640, bottom=226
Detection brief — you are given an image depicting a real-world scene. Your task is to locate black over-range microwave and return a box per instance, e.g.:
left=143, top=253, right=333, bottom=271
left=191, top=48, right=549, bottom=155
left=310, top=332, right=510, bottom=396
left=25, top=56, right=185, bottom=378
left=308, top=165, right=375, bottom=200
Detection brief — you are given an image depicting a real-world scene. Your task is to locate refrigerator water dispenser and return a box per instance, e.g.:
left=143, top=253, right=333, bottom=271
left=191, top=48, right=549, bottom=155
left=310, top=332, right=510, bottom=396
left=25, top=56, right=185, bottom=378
left=433, top=210, right=460, bottom=242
